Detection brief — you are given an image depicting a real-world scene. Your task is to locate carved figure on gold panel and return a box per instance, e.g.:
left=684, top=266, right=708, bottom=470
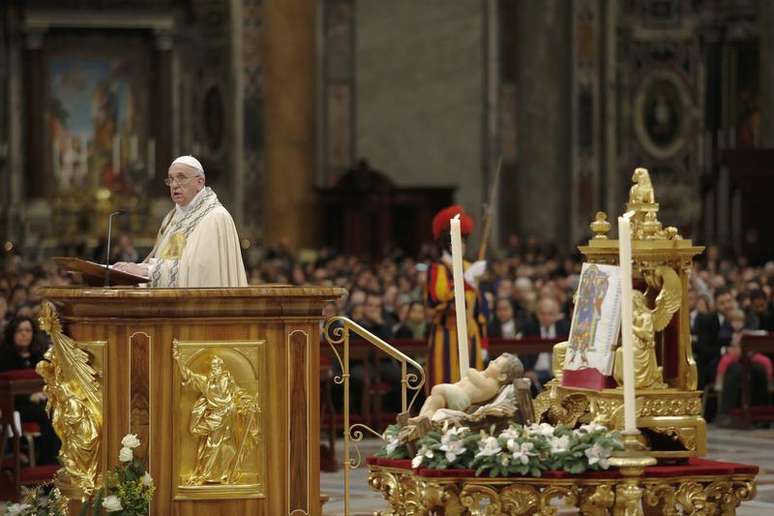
left=614, top=267, right=681, bottom=389
left=173, top=347, right=259, bottom=485
left=36, top=302, right=102, bottom=495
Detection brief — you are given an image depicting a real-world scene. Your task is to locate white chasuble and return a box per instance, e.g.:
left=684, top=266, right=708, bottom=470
left=143, top=187, right=248, bottom=288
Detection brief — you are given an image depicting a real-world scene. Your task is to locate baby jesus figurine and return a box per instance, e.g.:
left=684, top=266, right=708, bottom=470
left=410, top=353, right=524, bottom=426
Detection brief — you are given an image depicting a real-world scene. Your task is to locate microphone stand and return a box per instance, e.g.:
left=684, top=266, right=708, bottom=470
left=104, top=210, right=125, bottom=287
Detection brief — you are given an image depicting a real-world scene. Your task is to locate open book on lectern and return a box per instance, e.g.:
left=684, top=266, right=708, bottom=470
left=53, top=257, right=149, bottom=286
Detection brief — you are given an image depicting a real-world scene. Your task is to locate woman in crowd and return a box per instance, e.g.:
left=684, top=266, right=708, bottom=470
left=0, top=316, right=60, bottom=465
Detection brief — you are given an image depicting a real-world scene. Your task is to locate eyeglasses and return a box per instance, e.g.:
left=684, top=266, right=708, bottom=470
left=164, top=174, right=198, bottom=187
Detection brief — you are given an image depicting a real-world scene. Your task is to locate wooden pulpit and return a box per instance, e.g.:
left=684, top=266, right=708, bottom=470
left=38, top=286, right=344, bottom=516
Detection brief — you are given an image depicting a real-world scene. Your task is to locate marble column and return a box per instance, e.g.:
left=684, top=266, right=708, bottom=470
left=511, top=0, right=572, bottom=245
left=151, top=30, right=173, bottom=196
left=760, top=0, right=774, bottom=146
left=261, top=0, right=317, bottom=248
left=24, top=29, right=46, bottom=198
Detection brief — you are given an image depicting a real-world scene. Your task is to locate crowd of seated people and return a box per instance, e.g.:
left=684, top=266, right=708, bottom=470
left=0, top=235, right=772, bottom=462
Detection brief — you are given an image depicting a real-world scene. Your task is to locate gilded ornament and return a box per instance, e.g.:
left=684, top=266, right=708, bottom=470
left=614, top=266, right=681, bottom=390
left=368, top=469, right=403, bottom=515
left=500, top=484, right=540, bottom=515
left=539, top=486, right=578, bottom=516
left=579, top=484, right=615, bottom=516
left=160, top=232, right=187, bottom=260
left=612, top=479, right=647, bottom=516
left=590, top=211, right=611, bottom=239
left=173, top=344, right=260, bottom=486
left=550, top=341, right=568, bottom=383
left=643, top=482, right=678, bottom=516
left=459, top=484, right=501, bottom=515
left=675, top=481, right=710, bottom=515
left=36, top=302, right=103, bottom=496
left=367, top=463, right=757, bottom=516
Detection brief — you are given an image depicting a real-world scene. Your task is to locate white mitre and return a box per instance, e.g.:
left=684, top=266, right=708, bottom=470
left=171, top=155, right=205, bottom=176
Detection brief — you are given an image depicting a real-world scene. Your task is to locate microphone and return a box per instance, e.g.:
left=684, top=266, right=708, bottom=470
left=104, top=210, right=126, bottom=287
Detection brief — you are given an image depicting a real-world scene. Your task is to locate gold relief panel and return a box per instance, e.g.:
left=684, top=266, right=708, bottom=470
left=172, top=339, right=265, bottom=500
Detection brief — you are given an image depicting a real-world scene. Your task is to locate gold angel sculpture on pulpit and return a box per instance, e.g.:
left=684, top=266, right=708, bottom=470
left=614, top=266, right=681, bottom=389
left=173, top=345, right=260, bottom=486
left=36, top=302, right=102, bottom=495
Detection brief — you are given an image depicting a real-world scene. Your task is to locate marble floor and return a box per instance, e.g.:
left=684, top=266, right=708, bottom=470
left=321, top=425, right=774, bottom=515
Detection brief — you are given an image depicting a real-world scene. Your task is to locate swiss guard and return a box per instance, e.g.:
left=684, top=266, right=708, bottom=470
left=426, top=205, right=489, bottom=385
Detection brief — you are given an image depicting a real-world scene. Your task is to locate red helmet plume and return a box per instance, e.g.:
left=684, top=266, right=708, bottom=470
left=432, top=205, right=474, bottom=241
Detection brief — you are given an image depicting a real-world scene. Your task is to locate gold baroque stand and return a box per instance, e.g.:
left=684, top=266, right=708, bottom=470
left=367, top=171, right=761, bottom=515
left=38, top=286, right=344, bottom=516
left=366, top=457, right=758, bottom=515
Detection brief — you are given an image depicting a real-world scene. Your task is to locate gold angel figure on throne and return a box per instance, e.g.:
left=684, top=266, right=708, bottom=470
left=173, top=347, right=260, bottom=486
left=614, top=266, right=681, bottom=389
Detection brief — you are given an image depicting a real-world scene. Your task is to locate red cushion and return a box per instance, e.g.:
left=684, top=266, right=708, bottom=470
left=19, top=465, right=59, bottom=483
left=375, top=458, right=413, bottom=469
left=0, top=369, right=40, bottom=381
left=21, top=422, right=40, bottom=434
left=418, top=467, right=476, bottom=478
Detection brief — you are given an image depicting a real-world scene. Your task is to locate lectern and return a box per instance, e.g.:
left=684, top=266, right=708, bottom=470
left=38, top=286, right=344, bottom=516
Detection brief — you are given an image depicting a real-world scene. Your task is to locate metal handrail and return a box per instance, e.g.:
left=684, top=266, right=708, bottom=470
left=322, top=316, right=426, bottom=516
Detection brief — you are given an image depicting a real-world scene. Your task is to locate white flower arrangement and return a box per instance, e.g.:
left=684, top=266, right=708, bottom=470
left=83, top=433, right=155, bottom=515
left=121, top=433, right=142, bottom=449
left=119, top=446, right=134, bottom=462
left=379, top=422, right=624, bottom=477
left=102, top=495, right=123, bottom=513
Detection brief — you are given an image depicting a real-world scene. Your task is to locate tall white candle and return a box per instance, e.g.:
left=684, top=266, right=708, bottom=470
left=112, top=135, right=120, bottom=176
left=147, top=139, right=156, bottom=179
left=618, top=212, right=637, bottom=433
left=450, top=215, right=470, bottom=377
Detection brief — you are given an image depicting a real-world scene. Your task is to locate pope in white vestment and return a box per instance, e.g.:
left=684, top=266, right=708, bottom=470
left=114, top=156, right=248, bottom=288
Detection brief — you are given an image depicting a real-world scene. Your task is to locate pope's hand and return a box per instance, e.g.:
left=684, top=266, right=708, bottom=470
left=464, top=260, right=487, bottom=287
left=113, top=262, right=149, bottom=277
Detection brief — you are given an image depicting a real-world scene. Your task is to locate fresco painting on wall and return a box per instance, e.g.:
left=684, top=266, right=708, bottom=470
left=48, top=45, right=149, bottom=195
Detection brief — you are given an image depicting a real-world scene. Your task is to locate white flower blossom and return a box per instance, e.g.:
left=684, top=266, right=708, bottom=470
left=119, top=446, right=133, bottom=462
left=577, top=422, right=607, bottom=434
left=6, top=503, right=32, bottom=516
left=411, top=445, right=435, bottom=468
left=499, top=426, right=520, bottom=442
left=550, top=435, right=571, bottom=454
left=102, top=495, right=123, bottom=513
left=505, top=438, right=519, bottom=452
left=475, top=436, right=502, bottom=458
left=385, top=436, right=401, bottom=455
left=585, top=443, right=612, bottom=469
left=121, top=433, right=141, bottom=449
left=527, top=422, right=556, bottom=438
left=512, top=441, right=535, bottom=465
left=440, top=433, right=466, bottom=463
left=141, top=471, right=154, bottom=488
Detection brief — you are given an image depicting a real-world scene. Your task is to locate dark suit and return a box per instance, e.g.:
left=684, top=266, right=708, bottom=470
left=694, top=312, right=733, bottom=388
left=487, top=318, right=517, bottom=339
left=520, top=318, right=570, bottom=371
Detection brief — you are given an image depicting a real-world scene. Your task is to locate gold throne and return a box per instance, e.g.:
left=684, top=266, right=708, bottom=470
left=535, top=168, right=706, bottom=459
